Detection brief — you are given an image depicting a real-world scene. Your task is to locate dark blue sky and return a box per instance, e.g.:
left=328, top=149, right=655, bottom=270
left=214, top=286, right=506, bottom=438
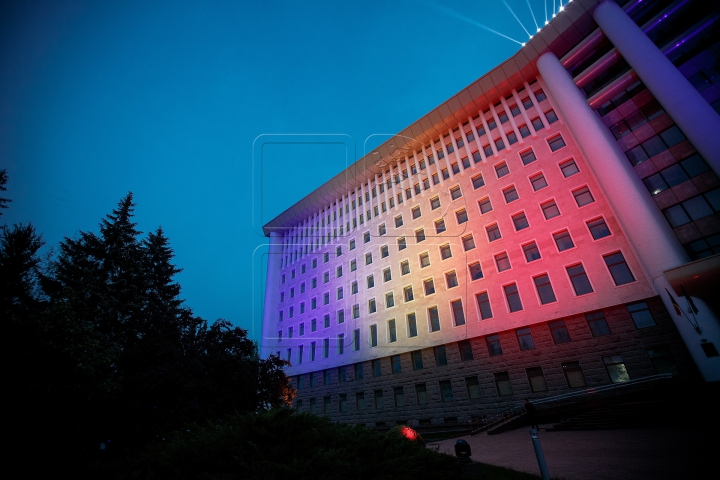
left=1, top=0, right=565, bottom=339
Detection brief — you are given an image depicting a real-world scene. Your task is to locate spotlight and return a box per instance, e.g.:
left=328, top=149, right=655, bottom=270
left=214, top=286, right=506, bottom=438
left=455, top=439, right=472, bottom=462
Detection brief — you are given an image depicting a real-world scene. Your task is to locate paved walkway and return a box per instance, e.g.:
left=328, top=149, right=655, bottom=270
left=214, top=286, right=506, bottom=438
left=429, top=425, right=716, bottom=480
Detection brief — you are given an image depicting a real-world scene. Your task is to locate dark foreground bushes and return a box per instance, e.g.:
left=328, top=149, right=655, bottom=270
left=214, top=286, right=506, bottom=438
left=93, top=409, right=461, bottom=480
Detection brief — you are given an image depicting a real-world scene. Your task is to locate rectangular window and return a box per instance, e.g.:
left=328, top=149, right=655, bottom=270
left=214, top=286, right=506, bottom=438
left=435, top=218, right=446, bottom=234
left=407, top=313, right=418, bottom=338
left=549, top=320, right=571, bottom=344
left=451, top=299, right=466, bottom=326
left=400, top=260, right=410, bottom=275
left=356, top=392, right=365, bottom=411
left=567, top=263, right=593, bottom=295
left=541, top=199, right=561, bottom=219
left=394, top=215, right=403, bottom=228
left=368, top=298, right=376, bottom=314
left=468, top=261, right=483, bottom=280
left=534, top=274, right=557, bottom=304
left=394, top=386, right=405, bottom=407
left=323, top=338, right=329, bottom=358
left=353, top=329, right=360, bottom=351
left=531, top=116, right=544, bottom=131
left=337, top=334, right=345, bottom=355
left=378, top=223, right=386, bottom=236
left=648, top=347, right=679, bottom=376
left=353, top=363, right=363, bottom=381
left=336, top=266, right=343, bottom=278
left=398, top=236, right=406, bottom=250
left=364, top=231, right=370, bottom=243
left=440, top=244, right=452, bottom=260
left=385, top=291, right=394, bottom=308
left=430, top=196, right=441, bottom=210
left=553, top=229, right=574, bottom=251
left=338, top=366, right=347, bottom=383
left=311, top=319, right=317, bottom=332
left=628, top=301, right=655, bottom=328
left=411, top=350, right=423, bottom=370
left=504, top=283, right=523, bottom=312
left=466, top=377, right=481, bottom=399
left=516, top=327, right=535, bottom=350
left=450, top=185, right=462, bottom=200
left=415, top=228, right=426, bottom=242
left=404, top=286, right=414, bottom=302
left=495, top=137, right=505, bottom=152
left=603, top=355, right=630, bottom=383
left=323, top=272, right=329, bottom=283
left=530, top=172, right=548, bottom=191
left=512, top=212, right=529, bottom=231
left=527, top=367, right=548, bottom=392
left=412, top=206, right=421, bottom=219
left=380, top=245, right=389, bottom=258
left=494, top=372, right=513, bottom=396
left=495, top=252, right=511, bottom=272
left=445, top=270, right=459, bottom=288
left=548, top=134, right=566, bottom=151
left=416, top=384, right=428, bottom=405
left=486, top=223, right=501, bottom=242
left=495, top=162, right=510, bottom=178
left=572, top=186, right=595, bottom=207
left=419, top=252, right=430, bottom=268
left=383, top=267, right=392, bottom=283
left=456, top=208, right=469, bottom=224
left=486, top=334, right=502, bottom=355
left=587, top=217, right=611, bottom=239
left=604, top=252, right=635, bottom=285
left=477, top=292, right=493, bottom=320
left=458, top=340, right=474, bottom=361
left=472, top=173, right=485, bottom=189
left=586, top=311, right=611, bottom=336
left=349, top=239, right=356, bottom=250
left=545, top=109, right=558, bottom=123
left=351, top=281, right=358, bottom=295
left=337, top=309, right=345, bottom=323
left=370, top=324, right=378, bottom=347
left=367, top=275, right=374, bottom=289
left=522, top=242, right=541, bottom=262
left=440, top=380, right=454, bottom=402
left=519, top=124, right=531, bottom=137
left=374, top=389, right=384, bottom=409
left=388, top=319, right=397, bottom=343
left=479, top=196, right=493, bottom=214
left=520, top=149, right=537, bottom=165
left=428, top=306, right=441, bottom=332
left=462, top=234, right=476, bottom=251
left=483, top=143, right=493, bottom=157
left=559, top=158, right=579, bottom=177
left=434, top=345, right=448, bottom=366
left=324, top=314, right=330, bottom=328
left=563, top=361, right=587, bottom=388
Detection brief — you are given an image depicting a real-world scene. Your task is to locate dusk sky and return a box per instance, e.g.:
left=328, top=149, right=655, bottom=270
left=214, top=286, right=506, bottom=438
left=1, top=0, right=567, bottom=339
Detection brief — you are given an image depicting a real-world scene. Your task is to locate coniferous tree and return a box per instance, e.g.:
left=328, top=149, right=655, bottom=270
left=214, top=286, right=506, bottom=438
left=0, top=168, right=11, bottom=216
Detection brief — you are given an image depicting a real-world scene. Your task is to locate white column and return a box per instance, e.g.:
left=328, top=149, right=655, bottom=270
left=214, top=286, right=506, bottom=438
left=459, top=125, right=474, bottom=164
left=512, top=89, right=537, bottom=138
left=594, top=0, right=720, bottom=177
left=490, top=104, right=511, bottom=152
left=523, top=81, right=550, bottom=130
left=468, top=116, right=487, bottom=162
left=439, top=140, right=454, bottom=179
left=538, top=51, right=720, bottom=382
left=501, top=97, right=523, bottom=145
left=449, top=129, right=466, bottom=175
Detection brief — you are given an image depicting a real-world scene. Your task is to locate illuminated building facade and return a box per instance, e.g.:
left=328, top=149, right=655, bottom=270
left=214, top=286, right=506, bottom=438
left=261, top=0, right=720, bottom=427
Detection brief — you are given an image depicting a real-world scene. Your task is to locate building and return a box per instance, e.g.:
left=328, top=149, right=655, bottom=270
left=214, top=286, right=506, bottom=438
left=260, top=0, right=720, bottom=427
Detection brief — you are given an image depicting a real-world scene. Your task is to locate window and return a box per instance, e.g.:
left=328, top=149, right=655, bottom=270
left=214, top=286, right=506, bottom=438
left=365, top=252, right=372, bottom=266
left=440, top=380, right=454, bottom=402
left=351, top=281, right=358, bottom=295
left=541, top=200, right=561, bottom=220
left=324, top=314, right=331, bottom=328
left=512, top=212, right=529, bottom=231
left=567, top=263, right=593, bottom=295
left=520, top=149, right=537, bottom=165
left=572, top=186, right=595, bottom=207
left=440, top=244, right=452, bottom=260
left=483, top=143, right=493, bottom=157
left=435, top=218, right=446, bottom=234
left=472, top=174, right=485, bottom=189
left=549, top=320, right=571, bottom=344
left=353, top=329, right=360, bottom=351
left=466, top=377, right=481, bottom=399
left=522, top=96, right=533, bottom=109
left=385, top=292, right=394, bottom=308
left=495, top=162, right=510, bottom=178
left=430, top=196, right=441, bottom=210
left=495, top=252, right=511, bottom=272
left=503, top=186, right=519, bottom=204
left=530, top=172, right=548, bottom=191
left=553, top=230, right=574, bottom=251
left=643, top=154, right=709, bottom=196
left=324, top=252, right=329, bottom=263
left=456, top=208, right=468, bottom=224
left=398, top=237, right=406, bottom=250
left=486, top=334, right=502, bottom=355
left=415, top=228, right=426, bottom=242
left=548, top=134, right=566, bottom=151
left=311, top=319, right=317, bottom=332
left=587, top=217, right=611, bottom=240
left=472, top=292, right=492, bottom=321
left=400, top=260, right=410, bottom=275
left=434, top=345, right=448, bottom=366
left=445, top=270, right=459, bottom=288
left=368, top=298, right=376, bottom=314
left=604, top=252, right=635, bottom=285
left=522, top=242, right=541, bottom=262
left=337, top=334, right=345, bottom=355
left=628, top=301, right=655, bottom=328
left=415, top=384, right=428, bottom=405
left=456, top=340, right=474, bottom=362
left=519, top=124, right=531, bottom=138
left=535, top=89, right=547, bottom=102
left=662, top=190, right=719, bottom=227
left=603, top=355, right=630, bottom=383
left=428, top=306, right=440, bottom=332
left=404, top=286, right=414, bottom=302
left=364, top=231, right=370, bottom=243
left=336, top=266, right=343, bottom=278
left=374, top=390, right=384, bottom=409
left=323, top=396, right=330, bottom=413
left=450, top=186, right=462, bottom=200
left=380, top=245, right=389, bottom=258
left=349, top=239, right=356, bottom=250
left=563, top=361, right=587, bottom=388
left=393, top=386, right=405, bottom=407
left=545, top=109, right=558, bottom=123
left=495, top=138, right=505, bottom=152
left=504, top=283, right=523, bottom=312
left=468, top=262, right=483, bottom=281
left=388, top=319, right=397, bottom=343
left=461, top=234, right=476, bottom=251
left=383, top=267, right=392, bottom=283
left=369, top=324, right=378, bottom=347
left=478, top=196, right=493, bottom=214
left=323, top=272, right=330, bottom=283
left=527, top=367, right=548, bottom=392
left=494, top=372, right=513, bottom=396
left=378, top=223, right=386, bottom=236
left=408, top=314, right=418, bottom=338
left=648, top=347, right=679, bottom=376
left=336, top=246, right=342, bottom=257
left=419, top=278, right=434, bottom=296
left=355, top=392, right=365, bottom=411
left=534, top=274, right=557, bottom=304
left=586, top=311, right=611, bottom=337
left=312, top=278, right=317, bottom=289
left=366, top=275, right=375, bottom=289
left=281, top=274, right=286, bottom=284
left=486, top=223, right=501, bottom=242
left=412, top=206, right=421, bottom=219
left=354, top=362, right=364, bottom=380
left=531, top=117, right=544, bottom=131
left=371, top=359, right=382, bottom=378
left=516, top=327, right=535, bottom=350
left=394, top=215, right=403, bottom=228
left=559, top=158, right=579, bottom=177
left=451, top=299, right=466, bottom=326
left=323, top=338, right=330, bottom=358
left=419, top=252, right=430, bottom=268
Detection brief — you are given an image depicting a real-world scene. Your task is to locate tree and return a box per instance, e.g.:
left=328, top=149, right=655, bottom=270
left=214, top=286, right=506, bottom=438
left=0, top=168, right=11, bottom=217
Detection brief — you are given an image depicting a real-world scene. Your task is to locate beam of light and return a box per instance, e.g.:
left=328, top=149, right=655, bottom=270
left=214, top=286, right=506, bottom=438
left=502, top=0, right=532, bottom=38
left=526, top=0, right=540, bottom=32
left=424, top=1, right=524, bottom=45
left=544, top=0, right=547, bottom=24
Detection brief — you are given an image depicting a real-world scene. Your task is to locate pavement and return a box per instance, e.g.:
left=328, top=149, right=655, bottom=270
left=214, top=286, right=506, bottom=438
left=429, top=425, right=717, bottom=480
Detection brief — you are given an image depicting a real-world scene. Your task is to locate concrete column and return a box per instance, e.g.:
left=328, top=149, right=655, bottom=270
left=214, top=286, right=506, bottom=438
left=459, top=124, right=474, bottom=163
left=501, top=96, right=523, bottom=145
left=468, top=116, right=487, bottom=162
left=490, top=104, right=511, bottom=152
left=479, top=114, right=499, bottom=158
left=439, top=140, right=454, bottom=179
left=537, top=51, right=720, bottom=382
left=523, top=81, right=550, bottom=130
left=594, top=0, right=720, bottom=177
left=512, top=89, right=537, bottom=138
left=261, top=230, right=284, bottom=357
left=449, top=129, right=465, bottom=175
